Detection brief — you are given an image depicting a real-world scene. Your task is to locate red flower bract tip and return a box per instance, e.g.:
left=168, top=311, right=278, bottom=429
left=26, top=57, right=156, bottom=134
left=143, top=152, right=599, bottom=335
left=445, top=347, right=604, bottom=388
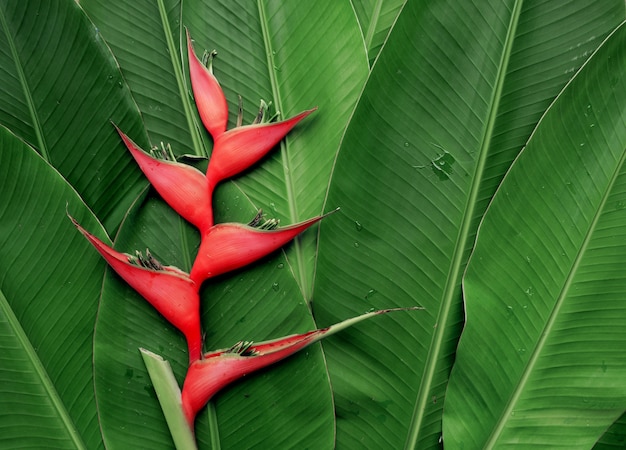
left=114, top=124, right=214, bottom=231
left=187, top=29, right=229, bottom=139
left=180, top=306, right=421, bottom=425
left=69, top=215, right=203, bottom=362
left=206, top=108, right=317, bottom=191
left=189, top=208, right=337, bottom=285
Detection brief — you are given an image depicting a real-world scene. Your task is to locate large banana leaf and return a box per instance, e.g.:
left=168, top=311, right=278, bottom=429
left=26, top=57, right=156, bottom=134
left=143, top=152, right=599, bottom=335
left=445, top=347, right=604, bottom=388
left=0, top=0, right=148, bottom=232
left=443, top=21, right=626, bottom=448
left=0, top=125, right=107, bottom=448
left=1, top=0, right=625, bottom=448
left=78, top=0, right=369, bottom=448
left=313, top=1, right=624, bottom=448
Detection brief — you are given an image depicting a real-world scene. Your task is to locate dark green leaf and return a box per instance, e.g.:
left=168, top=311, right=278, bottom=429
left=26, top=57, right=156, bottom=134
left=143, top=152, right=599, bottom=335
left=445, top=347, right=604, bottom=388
left=444, top=21, right=626, bottom=448
left=314, top=1, right=624, bottom=448
left=0, top=125, right=106, bottom=448
left=0, top=0, right=148, bottom=232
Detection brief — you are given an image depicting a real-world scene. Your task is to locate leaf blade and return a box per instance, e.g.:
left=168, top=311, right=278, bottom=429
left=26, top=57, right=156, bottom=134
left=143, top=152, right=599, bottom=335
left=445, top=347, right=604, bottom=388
left=0, top=0, right=147, bottom=232
left=314, top=1, right=625, bottom=448
left=0, top=125, right=107, bottom=448
left=444, top=20, right=626, bottom=448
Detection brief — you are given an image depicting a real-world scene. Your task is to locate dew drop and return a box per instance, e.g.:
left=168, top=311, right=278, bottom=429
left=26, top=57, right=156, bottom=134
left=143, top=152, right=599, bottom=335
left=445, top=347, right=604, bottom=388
left=355, top=221, right=363, bottom=231
left=272, top=282, right=280, bottom=292
left=277, top=263, right=284, bottom=269
left=353, top=242, right=360, bottom=248
left=525, top=286, right=534, bottom=297
left=404, top=142, right=409, bottom=147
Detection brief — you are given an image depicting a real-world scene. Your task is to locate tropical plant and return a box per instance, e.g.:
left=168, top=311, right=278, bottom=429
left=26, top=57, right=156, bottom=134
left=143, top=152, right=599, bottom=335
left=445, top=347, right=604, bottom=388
left=1, top=0, right=625, bottom=449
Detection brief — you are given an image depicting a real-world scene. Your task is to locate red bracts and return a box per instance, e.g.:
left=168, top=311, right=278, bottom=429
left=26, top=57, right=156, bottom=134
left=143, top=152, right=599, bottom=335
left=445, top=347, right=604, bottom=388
left=70, top=216, right=203, bottom=362
left=115, top=125, right=214, bottom=231
left=190, top=210, right=336, bottom=284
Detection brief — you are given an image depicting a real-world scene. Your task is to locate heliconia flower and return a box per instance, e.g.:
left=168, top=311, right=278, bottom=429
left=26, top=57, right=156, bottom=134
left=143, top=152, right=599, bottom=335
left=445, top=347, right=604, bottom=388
left=69, top=216, right=203, bottom=362
left=187, top=29, right=228, bottom=139
left=189, top=209, right=337, bottom=285
left=114, top=125, right=214, bottom=231
left=206, top=108, right=317, bottom=192
left=181, top=307, right=421, bottom=425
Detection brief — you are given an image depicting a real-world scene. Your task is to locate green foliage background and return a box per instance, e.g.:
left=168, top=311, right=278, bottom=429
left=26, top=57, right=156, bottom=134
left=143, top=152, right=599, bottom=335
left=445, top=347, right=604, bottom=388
left=0, top=0, right=625, bottom=448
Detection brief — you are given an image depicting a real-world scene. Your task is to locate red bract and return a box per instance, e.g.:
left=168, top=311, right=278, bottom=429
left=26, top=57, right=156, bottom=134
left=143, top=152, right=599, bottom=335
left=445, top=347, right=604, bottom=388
left=189, top=210, right=336, bottom=285
left=206, top=108, right=316, bottom=192
left=70, top=216, right=203, bottom=362
left=115, top=125, right=214, bottom=231
left=187, top=29, right=228, bottom=139
left=180, top=308, right=417, bottom=425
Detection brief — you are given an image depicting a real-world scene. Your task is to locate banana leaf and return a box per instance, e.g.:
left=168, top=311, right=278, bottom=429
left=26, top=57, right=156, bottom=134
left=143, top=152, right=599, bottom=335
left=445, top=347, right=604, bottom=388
left=0, top=0, right=148, bottom=232
left=314, top=1, right=624, bottom=448
left=443, top=21, right=626, bottom=448
left=0, top=125, right=106, bottom=448
left=1, top=0, right=625, bottom=448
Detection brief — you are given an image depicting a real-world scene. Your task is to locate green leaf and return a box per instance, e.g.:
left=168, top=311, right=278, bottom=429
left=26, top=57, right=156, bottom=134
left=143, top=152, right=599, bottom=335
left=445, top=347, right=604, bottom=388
left=444, top=21, right=626, bottom=448
left=595, top=412, right=626, bottom=449
left=0, top=0, right=148, bottom=232
left=313, top=1, right=624, bottom=449
left=0, top=125, right=106, bottom=448
left=81, top=0, right=370, bottom=299
left=92, top=192, right=337, bottom=449
left=352, top=0, right=405, bottom=65
left=82, top=2, right=370, bottom=447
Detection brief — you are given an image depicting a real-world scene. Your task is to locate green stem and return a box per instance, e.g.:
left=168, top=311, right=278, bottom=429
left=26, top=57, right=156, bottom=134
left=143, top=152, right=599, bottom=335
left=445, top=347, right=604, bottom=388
left=140, top=348, right=197, bottom=450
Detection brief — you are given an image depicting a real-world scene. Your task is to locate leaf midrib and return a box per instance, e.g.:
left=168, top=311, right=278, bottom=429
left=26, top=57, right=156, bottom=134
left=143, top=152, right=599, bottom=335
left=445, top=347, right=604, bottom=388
left=0, top=289, right=87, bottom=449
left=0, top=6, right=49, bottom=162
left=257, top=0, right=308, bottom=298
left=404, top=1, right=524, bottom=447
left=363, top=0, right=383, bottom=53
left=484, top=26, right=626, bottom=448
left=156, top=0, right=206, bottom=158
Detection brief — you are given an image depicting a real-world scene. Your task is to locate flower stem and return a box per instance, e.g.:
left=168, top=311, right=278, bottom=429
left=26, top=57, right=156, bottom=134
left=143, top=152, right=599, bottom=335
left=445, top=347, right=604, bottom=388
left=140, top=348, right=197, bottom=450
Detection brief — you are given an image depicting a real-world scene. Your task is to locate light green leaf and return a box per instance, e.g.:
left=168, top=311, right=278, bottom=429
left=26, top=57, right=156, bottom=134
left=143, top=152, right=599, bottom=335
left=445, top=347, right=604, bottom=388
left=313, top=1, right=624, bottom=449
left=0, top=125, right=106, bottom=448
left=0, top=0, right=148, bottom=232
left=444, top=21, right=626, bottom=448
left=351, top=0, right=405, bottom=65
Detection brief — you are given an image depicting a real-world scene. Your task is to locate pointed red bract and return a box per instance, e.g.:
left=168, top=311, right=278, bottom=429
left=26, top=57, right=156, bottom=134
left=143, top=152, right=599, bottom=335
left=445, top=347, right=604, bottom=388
left=181, top=328, right=327, bottom=424
left=180, top=307, right=420, bottom=425
left=187, top=29, right=228, bottom=139
left=189, top=210, right=335, bottom=285
left=206, top=108, right=316, bottom=191
left=115, top=125, right=214, bottom=231
left=70, top=216, right=203, bottom=362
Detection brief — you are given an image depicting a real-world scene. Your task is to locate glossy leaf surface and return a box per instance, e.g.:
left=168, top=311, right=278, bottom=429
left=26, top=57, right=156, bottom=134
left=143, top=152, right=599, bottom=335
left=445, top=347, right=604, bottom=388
left=1, top=0, right=625, bottom=448
left=443, top=22, right=626, bottom=448
left=314, top=1, right=624, bottom=448
left=0, top=125, right=106, bottom=449
left=0, top=0, right=147, bottom=232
